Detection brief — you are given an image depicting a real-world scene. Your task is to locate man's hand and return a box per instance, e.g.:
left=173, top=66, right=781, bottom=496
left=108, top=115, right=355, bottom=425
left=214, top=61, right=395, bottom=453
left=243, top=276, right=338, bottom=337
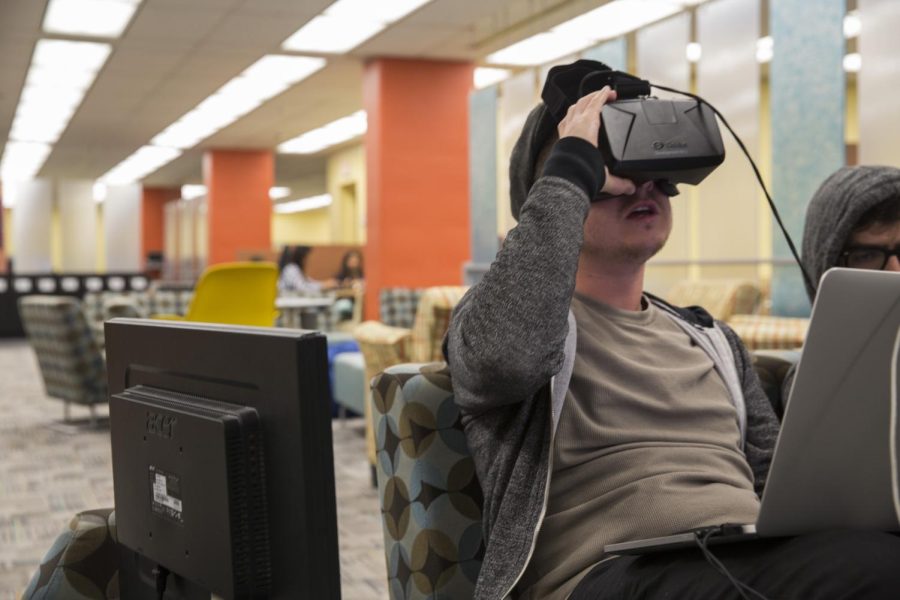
left=557, top=86, right=636, bottom=197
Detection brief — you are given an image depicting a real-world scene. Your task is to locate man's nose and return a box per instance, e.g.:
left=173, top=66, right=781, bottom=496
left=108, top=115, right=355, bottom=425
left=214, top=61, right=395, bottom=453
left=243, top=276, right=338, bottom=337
left=635, top=180, right=656, bottom=197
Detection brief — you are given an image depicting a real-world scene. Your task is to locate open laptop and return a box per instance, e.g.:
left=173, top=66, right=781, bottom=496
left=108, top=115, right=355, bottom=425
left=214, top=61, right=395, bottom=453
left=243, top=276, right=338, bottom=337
left=604, top=267, right=900, bottom=555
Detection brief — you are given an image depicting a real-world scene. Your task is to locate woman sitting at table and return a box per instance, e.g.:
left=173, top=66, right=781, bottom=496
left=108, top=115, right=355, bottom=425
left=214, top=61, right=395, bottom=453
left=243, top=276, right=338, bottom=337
left=277, top=245, right=335, bottom=295
left=334, top=249, right=364, bottom=287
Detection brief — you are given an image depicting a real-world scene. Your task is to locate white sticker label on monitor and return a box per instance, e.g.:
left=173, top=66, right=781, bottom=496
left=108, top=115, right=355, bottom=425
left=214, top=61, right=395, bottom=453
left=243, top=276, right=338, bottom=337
left=150, top=465, right=183, bottom=524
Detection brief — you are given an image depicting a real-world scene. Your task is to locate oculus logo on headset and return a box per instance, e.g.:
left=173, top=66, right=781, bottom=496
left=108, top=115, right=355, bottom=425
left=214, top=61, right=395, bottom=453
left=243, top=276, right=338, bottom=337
left=652, top=140, right=688, bottom=153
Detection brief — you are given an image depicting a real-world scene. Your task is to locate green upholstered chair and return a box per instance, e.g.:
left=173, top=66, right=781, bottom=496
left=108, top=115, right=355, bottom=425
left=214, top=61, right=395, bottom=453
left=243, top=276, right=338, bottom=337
left=19, top=295, right=107, bottom=425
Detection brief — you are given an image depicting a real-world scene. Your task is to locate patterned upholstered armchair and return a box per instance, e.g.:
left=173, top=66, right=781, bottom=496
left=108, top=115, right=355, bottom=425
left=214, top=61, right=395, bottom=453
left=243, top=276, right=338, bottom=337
left=371, top=350, right=803, bottom=599
left=19, top=295, right=107, bottom=425
left=372, top=362, right=484, bottom=600
left=22, top=508, right=119, bottom=599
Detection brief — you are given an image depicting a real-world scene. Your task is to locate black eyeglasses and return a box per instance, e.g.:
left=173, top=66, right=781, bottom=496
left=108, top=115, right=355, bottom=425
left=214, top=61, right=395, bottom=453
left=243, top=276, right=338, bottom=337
left=839, top=245, right=900, bottom=270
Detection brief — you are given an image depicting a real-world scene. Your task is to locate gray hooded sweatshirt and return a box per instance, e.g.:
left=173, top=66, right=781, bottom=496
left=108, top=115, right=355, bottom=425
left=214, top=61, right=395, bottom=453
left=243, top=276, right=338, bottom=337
left=445, top=104, right=779, bottom=599
left=802, top=165, right=900, bottom=301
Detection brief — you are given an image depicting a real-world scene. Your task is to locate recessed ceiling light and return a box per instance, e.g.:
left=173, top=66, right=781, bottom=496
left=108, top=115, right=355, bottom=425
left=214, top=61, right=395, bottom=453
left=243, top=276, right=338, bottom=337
left=487, top=0, right=697, bottom=67
left=282, top=15, right=386, bottom=54
left=274, top=194, right=333, bottom=214
left=43, top=0, right=142, bottom=38
left=281, top=0, right=434, bottom=54
left=756, top=36, right=773, bottom=63
left=278, top=111, right=367, bottom=155
left=0, top=141, right=53, bottom=182
left=843, top=53, right=861, bottom=73
left=686, top=42, right=702, bottom=63
left=474, top=67, right=512, bottom=89
left=269, top=186, right=292, bottom=200
left=843, top=11, right=861, bottom=39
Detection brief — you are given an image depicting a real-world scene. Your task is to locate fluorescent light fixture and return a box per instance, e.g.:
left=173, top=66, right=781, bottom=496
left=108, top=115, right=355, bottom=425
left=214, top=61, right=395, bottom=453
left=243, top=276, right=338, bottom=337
left=487, top=0, right=695, bottom=66
left=283, top=15, right=385, bottom=54
left=325, top=0, right=431, bottom=23
left=33, top=38, right=111, bottom=73
left=756, top=36, right=773, bottom=63
left=151, top=55, right=325, bottom=150
left=103, top=55, right=324, bottom=184
left=181, top=184, right=206, bottom=200
left=2, top=180, right=20, bottom=209
left=282, top=0, right=433, bottom=54
left=269, top=186, right=292, bottom=200
left=93, top=182, right=107, bottom=203
left=1, top=39, right=111, bottom=177
left=843, top=52, right=861, bottom=73
left=474, top=67, right=512, bottom=89
left=844, top=11, right=861, bottom=39
left=100, top=146, right=182, bottom=185
left=686, top=42, right=702, bottom=63
left=43, top=0, right=142, bottom=38
left=487, top=32, right=590, bottom=67
left=0, top=142, right=52, bottom=182
left=278, top=111, right=367, bottom=154
left=274, top=194, right=333, bottom=214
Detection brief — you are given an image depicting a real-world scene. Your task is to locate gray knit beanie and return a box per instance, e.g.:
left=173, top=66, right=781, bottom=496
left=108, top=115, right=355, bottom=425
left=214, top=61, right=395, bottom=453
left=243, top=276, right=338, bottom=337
left=802, top=165, right=900, bottom=300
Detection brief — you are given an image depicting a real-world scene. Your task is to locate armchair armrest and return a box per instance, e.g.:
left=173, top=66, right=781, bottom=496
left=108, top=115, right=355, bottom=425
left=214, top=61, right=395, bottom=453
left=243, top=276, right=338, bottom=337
left=372, top=362, right=483, bottom=599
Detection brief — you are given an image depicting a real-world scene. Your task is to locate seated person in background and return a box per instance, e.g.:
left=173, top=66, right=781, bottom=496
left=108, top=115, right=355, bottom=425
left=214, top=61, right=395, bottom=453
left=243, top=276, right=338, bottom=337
left=780, top=165, right=900, bottom=400
left=277, top=245, right=336, bottom=295
left=332, top=249, right=364, bottom=322
left=334, top=249, right=364, bottom=287
left=445, top=62, right=900, bottom=599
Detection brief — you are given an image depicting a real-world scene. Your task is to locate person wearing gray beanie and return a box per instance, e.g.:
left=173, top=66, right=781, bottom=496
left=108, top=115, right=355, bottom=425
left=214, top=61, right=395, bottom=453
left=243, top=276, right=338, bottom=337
left=802, top=165, right=900, bottom=300
left=444, top=58, right=900, bottom=599
left=778, top=165, right=900, bottom=407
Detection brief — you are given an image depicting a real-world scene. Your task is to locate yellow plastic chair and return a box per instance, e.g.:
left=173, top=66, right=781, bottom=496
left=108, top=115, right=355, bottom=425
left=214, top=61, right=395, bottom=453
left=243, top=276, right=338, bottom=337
left=155, top=262, right=279, bottom=327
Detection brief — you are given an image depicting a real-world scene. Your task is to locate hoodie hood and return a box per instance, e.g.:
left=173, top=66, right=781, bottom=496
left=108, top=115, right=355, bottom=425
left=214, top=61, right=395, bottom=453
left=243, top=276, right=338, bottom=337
left=802, top=165, right=900, bottom=300
left=509, top=103, right=558, bottom=221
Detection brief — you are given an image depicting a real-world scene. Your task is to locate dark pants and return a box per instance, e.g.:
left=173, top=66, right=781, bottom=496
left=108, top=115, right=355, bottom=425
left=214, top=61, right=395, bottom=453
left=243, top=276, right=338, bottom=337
left=571, top=531, right=900, bottom=600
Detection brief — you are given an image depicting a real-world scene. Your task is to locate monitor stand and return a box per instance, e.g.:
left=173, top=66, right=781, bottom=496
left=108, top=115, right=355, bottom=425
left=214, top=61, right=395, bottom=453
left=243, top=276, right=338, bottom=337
left=118, top=546, right=211, bottom=600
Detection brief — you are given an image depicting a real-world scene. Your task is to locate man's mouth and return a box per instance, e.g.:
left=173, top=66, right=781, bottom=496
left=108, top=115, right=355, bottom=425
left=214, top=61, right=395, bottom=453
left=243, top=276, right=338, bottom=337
left=625, top=201, right=659, bottom=220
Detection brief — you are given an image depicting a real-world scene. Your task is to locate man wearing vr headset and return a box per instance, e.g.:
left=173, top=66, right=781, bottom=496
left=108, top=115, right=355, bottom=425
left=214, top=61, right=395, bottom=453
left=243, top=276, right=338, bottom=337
left=445, top=62, right=900, bottom=599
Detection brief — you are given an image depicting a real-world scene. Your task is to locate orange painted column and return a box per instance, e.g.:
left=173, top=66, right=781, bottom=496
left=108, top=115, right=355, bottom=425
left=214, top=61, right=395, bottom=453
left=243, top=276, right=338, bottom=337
left=203, top=150, right=273, bottom=265
left=141, top=186, right=179, bottom=270
left=363, top=58, right=473, bottom=319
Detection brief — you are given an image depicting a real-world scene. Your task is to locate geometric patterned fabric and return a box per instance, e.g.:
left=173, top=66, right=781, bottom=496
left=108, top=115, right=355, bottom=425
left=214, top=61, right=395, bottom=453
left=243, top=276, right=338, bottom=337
left=18, top=296, right=108, bottom=407
left=372, top=362, right=484, bottom=600
left=21, top=508, right=119, bottom=600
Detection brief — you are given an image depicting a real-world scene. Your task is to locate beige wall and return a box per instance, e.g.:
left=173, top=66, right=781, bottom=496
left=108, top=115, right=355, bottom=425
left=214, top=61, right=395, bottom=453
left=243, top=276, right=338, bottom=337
left=327, top=144, right=366, bottom=244
left=272, top=208, right=332, bottom=246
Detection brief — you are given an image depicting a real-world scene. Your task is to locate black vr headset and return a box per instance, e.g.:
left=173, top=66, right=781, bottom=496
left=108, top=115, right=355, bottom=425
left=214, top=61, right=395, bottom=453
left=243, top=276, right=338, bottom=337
left=540, top=58, right=816, bottom=295
left=541, top=59, right=725, bottom=190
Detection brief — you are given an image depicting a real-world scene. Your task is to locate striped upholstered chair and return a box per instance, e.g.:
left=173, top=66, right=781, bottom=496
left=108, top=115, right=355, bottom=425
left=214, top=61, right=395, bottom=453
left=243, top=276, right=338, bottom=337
left=18, top=295, right=108, bottom=425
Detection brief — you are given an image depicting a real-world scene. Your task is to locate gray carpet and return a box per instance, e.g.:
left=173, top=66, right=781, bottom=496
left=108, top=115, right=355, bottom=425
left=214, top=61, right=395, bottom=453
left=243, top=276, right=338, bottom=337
left=0, top=339, right=388, bottom=599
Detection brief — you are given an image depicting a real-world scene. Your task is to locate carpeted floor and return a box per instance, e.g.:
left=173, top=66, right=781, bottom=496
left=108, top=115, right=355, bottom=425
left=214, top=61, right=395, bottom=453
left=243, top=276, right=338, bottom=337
left=0, top=339, right=387, bottom=600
